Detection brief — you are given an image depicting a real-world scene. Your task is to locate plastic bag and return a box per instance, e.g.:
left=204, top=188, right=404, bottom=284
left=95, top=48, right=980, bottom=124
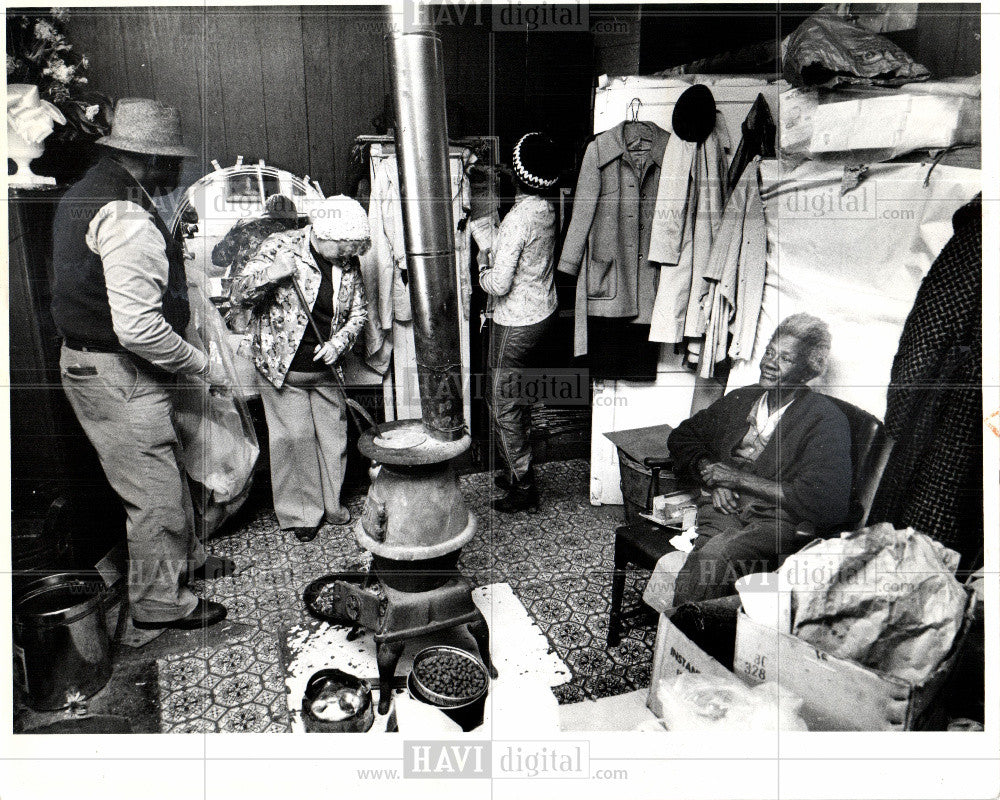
left=779, top=77, right=981, bottom=165
left=783, top=14, right=929, bottom=88
left=784, top=524, right=967, bottom=684
left=175, top=283, right=260, bottom=533
left=642, top=550, right=688, bottom=614
left=656, top=673, right=808, bottom=731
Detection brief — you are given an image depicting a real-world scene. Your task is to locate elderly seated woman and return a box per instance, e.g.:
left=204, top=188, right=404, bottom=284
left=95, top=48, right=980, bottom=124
left=668, top=313, right=853, bottom=606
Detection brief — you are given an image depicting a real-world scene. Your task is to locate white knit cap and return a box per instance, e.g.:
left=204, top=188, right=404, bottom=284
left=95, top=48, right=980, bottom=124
left=308, top=194, right=371, bottom=241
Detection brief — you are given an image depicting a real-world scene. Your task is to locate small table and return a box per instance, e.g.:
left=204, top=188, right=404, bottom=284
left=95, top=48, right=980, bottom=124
left=603, top=422, right=675, bottom=465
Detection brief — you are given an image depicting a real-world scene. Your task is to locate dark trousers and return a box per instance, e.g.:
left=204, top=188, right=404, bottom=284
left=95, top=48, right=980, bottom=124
left=486, top=312, right=557, bottom=481
left=672, top=497, right=808, bottom=605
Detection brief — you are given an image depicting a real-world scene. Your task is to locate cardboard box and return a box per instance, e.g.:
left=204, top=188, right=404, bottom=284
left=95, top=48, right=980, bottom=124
left=808, top=94, right=979, bottom=155
left=647, top=613, right=741, bottom=719
left=732, top=592, right=976, bottom=731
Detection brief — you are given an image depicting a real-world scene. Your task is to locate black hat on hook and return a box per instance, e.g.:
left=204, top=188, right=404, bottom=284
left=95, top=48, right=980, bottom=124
left=672, top=84, right=717, bottom=144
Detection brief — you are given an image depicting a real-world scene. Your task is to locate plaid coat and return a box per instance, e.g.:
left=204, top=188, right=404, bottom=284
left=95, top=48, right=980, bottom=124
left=869, top=196, right=983, bottom=565
left=229, top=226, right=367, bottom=389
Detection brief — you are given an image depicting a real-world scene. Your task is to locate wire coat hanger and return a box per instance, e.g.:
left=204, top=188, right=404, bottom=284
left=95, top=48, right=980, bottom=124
left=627, top=97, right=642, bottom=123
left=624, top=97, right=651, bottom=145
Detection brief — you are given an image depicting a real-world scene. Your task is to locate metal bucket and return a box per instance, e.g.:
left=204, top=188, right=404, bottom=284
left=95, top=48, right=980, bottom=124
left=408, top=645, right=490, bottom=731
left=12, top=572, right=113, bottom=711
left=302, top=669, right=375, bottom=733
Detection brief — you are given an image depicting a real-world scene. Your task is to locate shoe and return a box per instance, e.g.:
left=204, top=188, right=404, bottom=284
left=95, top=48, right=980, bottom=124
left=133, top=599, right=228, bottom=630
left=189, top=554, right=237, bottom=581
left=290, top=525, right=321, bottom=542
left=324, top=506, right=351, bottom=526
left=494, top=471, right=513, bottom=492
left=492, top=479, right=539, bottom=514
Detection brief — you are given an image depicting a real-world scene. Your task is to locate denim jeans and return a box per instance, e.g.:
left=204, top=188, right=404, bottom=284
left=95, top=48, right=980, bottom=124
left=59, top=346, right=202, bottom=623
left=486, top=311, right=557, bottom=481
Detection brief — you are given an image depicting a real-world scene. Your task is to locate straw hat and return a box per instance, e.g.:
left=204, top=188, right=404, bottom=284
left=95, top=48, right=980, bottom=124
left=96, top=98, right=194, bottom=158
left=308, top=195, right=371, bottom=242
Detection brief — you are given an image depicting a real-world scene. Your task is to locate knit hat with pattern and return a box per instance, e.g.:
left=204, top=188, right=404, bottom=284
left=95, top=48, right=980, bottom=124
left=513, top=132, right=560, bottom=190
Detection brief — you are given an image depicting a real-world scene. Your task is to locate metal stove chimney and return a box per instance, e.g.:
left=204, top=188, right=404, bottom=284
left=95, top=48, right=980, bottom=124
left=386, top=3, right=464, bottom=441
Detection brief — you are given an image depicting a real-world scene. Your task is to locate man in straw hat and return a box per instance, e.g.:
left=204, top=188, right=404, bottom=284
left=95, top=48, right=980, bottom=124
left=51, top=98, right=232, bottom=630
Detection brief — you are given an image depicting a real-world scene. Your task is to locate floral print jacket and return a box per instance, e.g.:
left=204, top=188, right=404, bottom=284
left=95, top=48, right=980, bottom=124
left=229, top=226, right=368, bottom=389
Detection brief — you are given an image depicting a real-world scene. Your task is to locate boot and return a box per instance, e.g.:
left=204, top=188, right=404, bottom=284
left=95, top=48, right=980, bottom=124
left=494, top=471, right=513, bottom=491
left=492, top=470, right=539, bottom=513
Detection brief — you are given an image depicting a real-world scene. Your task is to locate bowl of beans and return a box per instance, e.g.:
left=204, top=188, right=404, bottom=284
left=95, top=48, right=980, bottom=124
left=408, top=646, right=490, bottom=730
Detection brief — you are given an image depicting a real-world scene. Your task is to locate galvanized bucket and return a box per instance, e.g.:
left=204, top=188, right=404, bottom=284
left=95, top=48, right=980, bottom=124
left=12, top=572, right=113, bottom=711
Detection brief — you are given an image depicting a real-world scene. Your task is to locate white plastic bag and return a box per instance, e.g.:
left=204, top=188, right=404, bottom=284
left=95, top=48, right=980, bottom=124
left=642, top=550, right=689, bottom=613
left=657, top=672, right=808, bottom=731
left=175, top=283, right=259, bottom=533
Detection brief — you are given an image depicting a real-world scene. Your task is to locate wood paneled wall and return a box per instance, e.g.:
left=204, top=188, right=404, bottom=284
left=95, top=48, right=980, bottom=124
left=68, top=6, right=493, bottom=195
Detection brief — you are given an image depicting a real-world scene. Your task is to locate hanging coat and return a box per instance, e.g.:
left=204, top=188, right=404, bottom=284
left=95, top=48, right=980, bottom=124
left=868, top=195, right=983, bottom=565
left=647, top=120, right=730, bottom=343
left=558, top=120, right=669, bottom=356
left=699, top=157, right=767, bottom=376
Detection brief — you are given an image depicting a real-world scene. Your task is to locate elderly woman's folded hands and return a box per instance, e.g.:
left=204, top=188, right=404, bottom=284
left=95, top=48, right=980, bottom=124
left=699, top=458, right=785, bottom=509
left=711, top=486, right=740, bottom=514
left=699, top=460, right=744, bottom=489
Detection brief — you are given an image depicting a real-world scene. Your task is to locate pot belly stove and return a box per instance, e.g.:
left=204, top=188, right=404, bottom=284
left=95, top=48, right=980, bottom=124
left=307, top=7, right=498, bottom=718
left=323, top=420, right=497, bottom=715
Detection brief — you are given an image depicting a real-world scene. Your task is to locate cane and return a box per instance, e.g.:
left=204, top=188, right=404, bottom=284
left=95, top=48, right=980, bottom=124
left=288, top=273, right=376, bottom=432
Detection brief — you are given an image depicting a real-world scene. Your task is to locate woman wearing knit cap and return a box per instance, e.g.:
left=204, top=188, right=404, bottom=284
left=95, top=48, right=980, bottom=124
left=479, top=132, right=561, bottom=512
left=229, top=196, right=370, bottom=541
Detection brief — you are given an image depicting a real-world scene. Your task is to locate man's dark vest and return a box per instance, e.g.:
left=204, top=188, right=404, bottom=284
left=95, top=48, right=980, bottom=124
left=51, top=157, right=189, bottom=352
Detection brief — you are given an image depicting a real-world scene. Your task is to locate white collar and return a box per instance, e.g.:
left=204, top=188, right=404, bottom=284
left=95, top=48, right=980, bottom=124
left=754, top=391, right=794, bottom=434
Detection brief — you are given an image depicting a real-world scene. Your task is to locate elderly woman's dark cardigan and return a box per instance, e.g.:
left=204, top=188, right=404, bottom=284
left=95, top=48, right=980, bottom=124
left=668, top=385, right=853, bottom=532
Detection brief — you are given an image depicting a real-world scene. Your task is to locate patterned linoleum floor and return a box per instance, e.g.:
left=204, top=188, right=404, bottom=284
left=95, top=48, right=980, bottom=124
left=157, top=458, right=658, bottom=732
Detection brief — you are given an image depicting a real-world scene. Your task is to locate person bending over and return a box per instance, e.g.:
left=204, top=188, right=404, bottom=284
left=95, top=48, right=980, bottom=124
left=229, top=196, right=369, bottom=543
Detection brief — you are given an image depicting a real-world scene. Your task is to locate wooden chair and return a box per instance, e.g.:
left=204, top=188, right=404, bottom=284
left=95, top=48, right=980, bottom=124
left=606, top=397, right=887, bottom=647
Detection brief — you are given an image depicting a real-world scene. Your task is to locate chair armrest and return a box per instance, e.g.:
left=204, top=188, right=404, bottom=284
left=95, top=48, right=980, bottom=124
left=642, top=457, right=674, bottom=506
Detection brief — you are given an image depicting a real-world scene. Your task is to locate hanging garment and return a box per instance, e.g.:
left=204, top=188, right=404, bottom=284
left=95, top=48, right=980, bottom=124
left=586, top=315, right=661, bottom=381
left=360, top=150, right=474, bottom=375
left=363, top=147, right=473, bottom=422
left=727, top=94, right=776, bottom=192
left=558, top=120, right=670, bottom=357
left=698, top=158, right=767, bottom=377
left=360, top=156, right=408, bottom=330
left=647, top=120, right=730, bottom=344
left=868, top=195, right=982, bottom=565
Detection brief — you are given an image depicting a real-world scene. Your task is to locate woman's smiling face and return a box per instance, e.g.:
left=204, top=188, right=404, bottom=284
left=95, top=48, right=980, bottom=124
left=759, top=334, right=812, bottom=388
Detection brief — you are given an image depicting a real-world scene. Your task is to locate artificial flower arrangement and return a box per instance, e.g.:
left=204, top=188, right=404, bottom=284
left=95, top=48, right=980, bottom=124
left=6, top=8, right=113, bottom=143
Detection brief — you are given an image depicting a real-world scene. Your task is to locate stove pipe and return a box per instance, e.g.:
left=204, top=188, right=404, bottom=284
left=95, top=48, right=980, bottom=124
left=386, top=7, right=464, bottom=441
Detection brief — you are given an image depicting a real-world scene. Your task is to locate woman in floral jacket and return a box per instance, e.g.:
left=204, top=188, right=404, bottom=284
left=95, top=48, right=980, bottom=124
left=230, top=196, right=369, bottom=542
